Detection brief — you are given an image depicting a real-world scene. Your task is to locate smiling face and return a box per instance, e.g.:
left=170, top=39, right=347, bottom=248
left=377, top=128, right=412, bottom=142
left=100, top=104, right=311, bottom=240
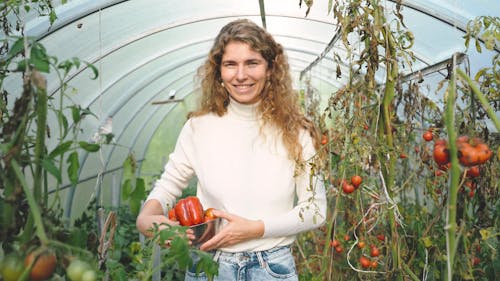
left=220, top=41, right=270, bottom=104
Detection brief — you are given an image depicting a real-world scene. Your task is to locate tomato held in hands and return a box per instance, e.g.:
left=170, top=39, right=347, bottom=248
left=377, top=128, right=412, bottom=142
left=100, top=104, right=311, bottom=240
left=204, top=208, right=217, bottom=222
left=168, top=208, right=177, bottom=221
left=174, top=196, right=204, bottom=226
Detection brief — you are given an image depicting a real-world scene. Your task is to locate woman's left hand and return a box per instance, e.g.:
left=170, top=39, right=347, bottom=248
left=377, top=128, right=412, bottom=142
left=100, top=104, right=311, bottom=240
left=199, top=210, right=264, bottom=251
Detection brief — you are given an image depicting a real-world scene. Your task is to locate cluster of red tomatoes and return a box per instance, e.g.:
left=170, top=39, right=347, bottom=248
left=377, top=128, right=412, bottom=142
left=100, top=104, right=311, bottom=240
left=330, top=233, right=384, bottom=269
left=431, top=135, right=492, bottom=169
left=341, top=175, right=363, bottom=194
left=168, top=196, right=217, bottom=226
left=424, top=130, right=493, bottom=197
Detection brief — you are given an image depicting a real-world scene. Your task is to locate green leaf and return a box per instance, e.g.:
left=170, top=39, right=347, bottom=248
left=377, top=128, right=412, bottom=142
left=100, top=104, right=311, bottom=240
left=67, top=151, right=79, bottom=186
left=79, top=141, right=100, bottom=152
left=70, top=105, right=81, bottom=124
left=421, top=236, right=433, bottom=248
left=30, top=43, right=50, bottom=73
left=121, top=179, right=132, bottom=201
left=7, top=37, right=25, bottom=59
left=130, top=178, right=146, bottom=215
left=85, top=62, right=99, bottom=80
left=41, top=158, right=62, bottom=183
left=475, top=39, right=482, bottom=53
left=49, top=10, right=57, bottom=24
left=122, top=154, right=136, bottom=181
left=49, top=140, right=73, bottom=158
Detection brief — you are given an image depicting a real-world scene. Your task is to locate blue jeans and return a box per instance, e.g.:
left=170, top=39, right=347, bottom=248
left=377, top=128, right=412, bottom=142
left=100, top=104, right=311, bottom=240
left=185, top=245, right=298, bottom=281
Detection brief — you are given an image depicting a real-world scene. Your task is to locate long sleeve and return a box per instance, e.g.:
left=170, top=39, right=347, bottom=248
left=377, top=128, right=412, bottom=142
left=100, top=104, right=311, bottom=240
left=261, top=130, right=327, bottom=237
left=145, top=119, right=196, bottom=215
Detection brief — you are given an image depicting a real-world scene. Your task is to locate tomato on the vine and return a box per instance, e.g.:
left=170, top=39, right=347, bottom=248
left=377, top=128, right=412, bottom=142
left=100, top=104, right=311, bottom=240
left=423, top=131, right=433, bottom=142
left=359, top=256, right=371, bottom=268
left=457, top=136, right=492, bottom=166
left=370, top=245, right=380, bottom=257
left=433, top=140, right=449, bottom=166
left=376, top=234, right=385, bottom=242
left=350, top=175, right=362, bottom=188
left=1, top=254, right=24, bottom=281
left=330, top=239, right=340, bottom=248
left=321, top=134, right=328, bottom=145
left=25, top=251, right=57, bottom=281
left=466, top=166, right=480, bottom=178
left=66, top=259, right=96, bottom=281
left=342, top=180, right=355, bottom=194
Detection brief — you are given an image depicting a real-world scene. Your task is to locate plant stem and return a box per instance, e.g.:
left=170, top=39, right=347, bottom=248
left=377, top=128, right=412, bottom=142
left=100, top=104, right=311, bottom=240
left=444, top=65, right=461, bottom=281
left=33, top=71, right=48, bottom=205
left=380, top=22, right=404, bottom=281
left=11, top=159, right=49, bottom=244
left=456, top=68, right=500, bottom=132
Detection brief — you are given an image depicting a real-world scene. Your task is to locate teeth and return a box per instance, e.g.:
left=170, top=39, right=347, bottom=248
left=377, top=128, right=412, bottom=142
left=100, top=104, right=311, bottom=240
left=235, top=85, right=252, bottom=88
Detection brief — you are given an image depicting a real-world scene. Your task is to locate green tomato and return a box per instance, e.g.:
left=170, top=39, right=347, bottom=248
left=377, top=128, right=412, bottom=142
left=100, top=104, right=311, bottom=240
left=1, top=254, right=24, bottom=281
left=66, top=259, right=90, bottom=281
left=81, top=269, right=97, bottom=281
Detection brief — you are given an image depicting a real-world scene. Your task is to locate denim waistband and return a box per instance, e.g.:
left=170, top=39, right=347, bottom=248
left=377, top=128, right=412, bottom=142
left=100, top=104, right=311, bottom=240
left=213, top=245, right=292, bottom=267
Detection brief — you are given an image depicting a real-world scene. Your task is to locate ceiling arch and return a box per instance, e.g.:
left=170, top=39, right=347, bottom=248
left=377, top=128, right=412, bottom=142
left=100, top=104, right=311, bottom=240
left=6, top=0, right=498, bottom=219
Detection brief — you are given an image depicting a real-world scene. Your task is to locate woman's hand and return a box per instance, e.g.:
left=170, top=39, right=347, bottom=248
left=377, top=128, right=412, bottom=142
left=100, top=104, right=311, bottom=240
left=199, top=210, right=264, bottom=251
left=136, top=199, right=197, bottom=246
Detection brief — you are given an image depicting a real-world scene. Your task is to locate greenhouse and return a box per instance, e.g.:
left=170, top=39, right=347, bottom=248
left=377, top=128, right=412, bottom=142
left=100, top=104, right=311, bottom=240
left=0, top=0, right=498, bottom=280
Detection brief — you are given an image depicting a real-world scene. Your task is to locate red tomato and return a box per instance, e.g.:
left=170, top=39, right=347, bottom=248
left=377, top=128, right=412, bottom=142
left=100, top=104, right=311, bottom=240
left=330, top=239, right=340, bottom=248
left=466, top=166, right=480, bottom=178
left=25, top=251, right=57, bottom=281
left=321, top=134, right=328, bottom=145
left=423, top=131, right=433, bottom=142
left=350, top=175, right=362, bottom=188
left=376, top=234, right=385, bottom=242
left=168, top=208, right=177, bottom=221
left=370, top=246, right=380, bottom=257
left=342, top=181, right=355, bottom=194
left=359, top=256, right=371, bottom=268
left=433, top=141, right=450, bottom=166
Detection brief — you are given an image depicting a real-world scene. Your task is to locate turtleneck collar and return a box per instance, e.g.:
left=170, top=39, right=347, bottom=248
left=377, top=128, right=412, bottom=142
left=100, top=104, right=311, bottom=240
left=227, top=97, right=261, bottom=121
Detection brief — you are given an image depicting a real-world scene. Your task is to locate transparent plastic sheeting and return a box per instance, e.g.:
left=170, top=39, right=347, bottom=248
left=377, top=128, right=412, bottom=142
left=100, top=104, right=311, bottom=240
left=3, top=0, right=498, bottom=220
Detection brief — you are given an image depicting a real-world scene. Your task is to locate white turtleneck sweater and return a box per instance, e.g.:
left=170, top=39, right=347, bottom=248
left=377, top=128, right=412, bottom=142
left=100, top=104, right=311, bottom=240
left=146, top=99, right=327, bottom=252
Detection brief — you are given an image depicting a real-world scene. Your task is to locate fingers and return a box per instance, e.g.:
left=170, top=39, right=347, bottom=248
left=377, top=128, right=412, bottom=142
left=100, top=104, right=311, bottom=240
left=212, top=209, right=233, bottom=221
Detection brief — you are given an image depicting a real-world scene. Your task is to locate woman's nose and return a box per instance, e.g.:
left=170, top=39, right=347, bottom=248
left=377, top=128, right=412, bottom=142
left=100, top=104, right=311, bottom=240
left=236, top=65, right=247, bottom=80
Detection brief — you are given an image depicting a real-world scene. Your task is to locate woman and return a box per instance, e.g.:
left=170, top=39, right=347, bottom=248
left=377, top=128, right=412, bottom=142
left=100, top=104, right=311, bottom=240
left=136, top=19, right=327, bottom=281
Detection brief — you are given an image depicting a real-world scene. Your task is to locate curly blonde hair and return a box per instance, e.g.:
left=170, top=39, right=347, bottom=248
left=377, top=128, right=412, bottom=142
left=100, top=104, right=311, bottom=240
left=191, top=19, right=320, bottom=162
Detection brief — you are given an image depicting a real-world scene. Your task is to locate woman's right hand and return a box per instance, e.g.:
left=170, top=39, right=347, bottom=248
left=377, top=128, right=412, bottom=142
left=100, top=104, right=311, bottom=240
left=136, top=199, right=195, bottom=246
